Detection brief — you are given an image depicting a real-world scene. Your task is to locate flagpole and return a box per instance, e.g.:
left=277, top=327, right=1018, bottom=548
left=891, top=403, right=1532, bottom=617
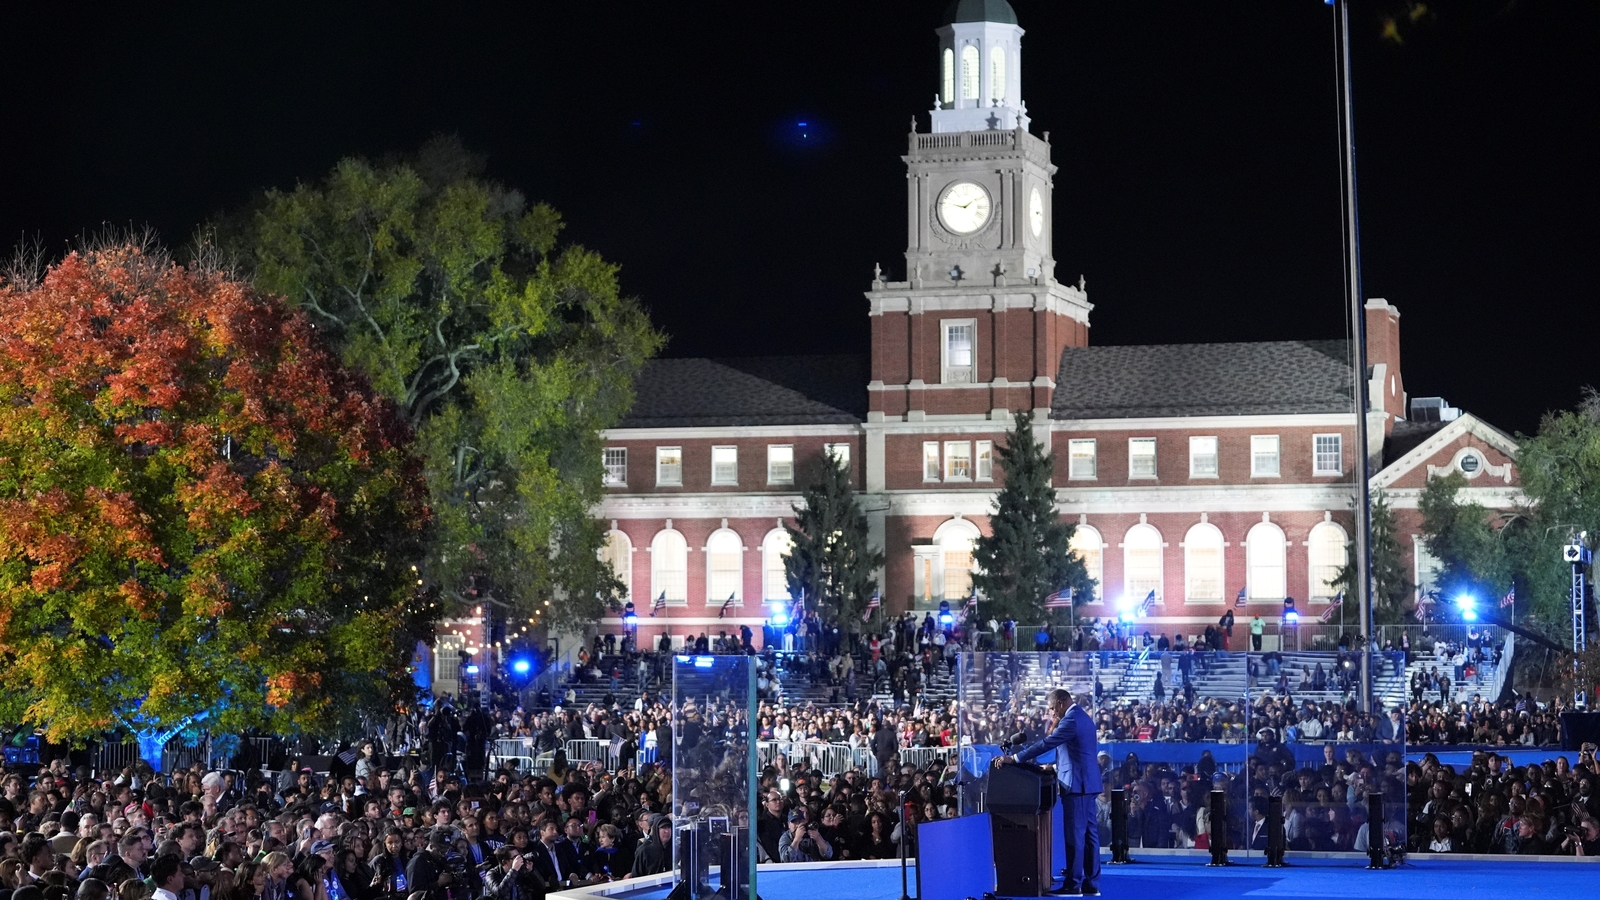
left=1334, top=0, right=1376, bottom=714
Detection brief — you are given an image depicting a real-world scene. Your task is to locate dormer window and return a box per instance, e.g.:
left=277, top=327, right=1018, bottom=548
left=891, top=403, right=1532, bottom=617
left=961, top=45, right=979, bottom=100
left=942, top=48, right=954, bottom=104
left=991, top=47, right=1006, bottom=102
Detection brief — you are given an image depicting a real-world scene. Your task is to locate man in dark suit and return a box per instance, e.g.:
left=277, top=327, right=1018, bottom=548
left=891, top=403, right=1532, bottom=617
left=526, top=821, right=586, bottom=889
left=1004, top=688, right=1102, bottom=896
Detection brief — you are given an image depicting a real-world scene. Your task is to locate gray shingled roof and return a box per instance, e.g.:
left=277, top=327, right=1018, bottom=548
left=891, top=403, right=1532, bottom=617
left=1051, top=340, right=1355, bottom=419
left=618, top=356, right=866, bottom=428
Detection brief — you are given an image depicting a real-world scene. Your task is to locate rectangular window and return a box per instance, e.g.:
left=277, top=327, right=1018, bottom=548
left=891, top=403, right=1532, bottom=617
left=655, top=446, right=682, bottom=486
left=945, top=441, right=972, bottom=479
left=711, top=445, right=738, bottom=485
left=1068, top=439, right=1097, bottom=480
left=1189, top=436, right=1218, bottom=478
left=1128, top=438, right=1157, bottom=479
left=1251, top=435, right=1280, bottom=478
left=923, top=442, right=941, bottom=481
left=1313, top=434, right=1343, bottom=476
left=766, top=445, right=794, bottom=485
left=602, top=447, right=627, bottom=487
left=825, top=442, right=850, bottom=468
left=942, top=319, right=977, bottom=384
left=975, top=440, right=993, bottom=480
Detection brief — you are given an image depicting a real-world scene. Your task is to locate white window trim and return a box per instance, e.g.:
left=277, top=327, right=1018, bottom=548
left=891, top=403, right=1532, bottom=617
left=766, top=444, right=794, bottom=485
left=1188, top=436, right=1218, bottom=479
left=1251, top=435, right=1281, bottom=479
left=1182, top=522, right=1226, bottom=604
left=762, top=527, right=794, bottom=602
left=944, top=440, right=972, bottom=481
left=710, top=445, right=738, bottom=486
left=703, top=528, right=745, bottom=605
left=975, top=440, right=993, bottom=481
left=1306, top=521, right=1348, bottom=601
left=923, top=441, right=942, bottom=482
left=601, top=529, right=633, bottom=598
left=940, top=318, right=978, bottom=385
left=603, top=447, right=628, bottom=487
left=649, top=527, right=689, bottom=606
left=1128, top=437, right=1157, bottom=480
left=1068, top=438, right=1097, bottom=481
left=1245, top=521, right=1287, bottom=601
left=1120, top=523, right=1164, bottom=605
left=824, top=442, right=850, bottom=468
left=655, top=446, right=683, bottom=487
left=1069, top=525, right=1105, bottom=597
left=1312, top=433, right=1343, bottom=477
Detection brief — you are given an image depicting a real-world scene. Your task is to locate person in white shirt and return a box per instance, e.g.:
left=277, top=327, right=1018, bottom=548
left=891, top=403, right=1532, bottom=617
left=151, top=854, right=186, bottom=900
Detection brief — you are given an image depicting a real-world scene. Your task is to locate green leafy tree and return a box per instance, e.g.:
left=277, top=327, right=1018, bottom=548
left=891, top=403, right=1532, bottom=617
left=1418, top=471, right=1519, bottom=607
left=1335, top=489, right=1412, bottom=627
left=1504, top=390, right=1600, bottom=632
left=232, top=138, right=662, bottom=628
left=0, top=243, right=431, bottom=742
left=783, top=452, right=884, bottom=630
left=971, top=410, right=1093, bottom=623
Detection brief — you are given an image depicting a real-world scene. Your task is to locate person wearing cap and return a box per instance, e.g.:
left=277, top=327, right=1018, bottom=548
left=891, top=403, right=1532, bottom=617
left=482, top=846, right=544, bottom=900
left=404, top=832, right=453, bottom=900
left=777, top=807, right=832, bottom=863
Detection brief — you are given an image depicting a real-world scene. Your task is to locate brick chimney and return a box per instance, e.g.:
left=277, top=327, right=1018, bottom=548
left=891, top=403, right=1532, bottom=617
left=1364, top=298, right=1405, bottom=432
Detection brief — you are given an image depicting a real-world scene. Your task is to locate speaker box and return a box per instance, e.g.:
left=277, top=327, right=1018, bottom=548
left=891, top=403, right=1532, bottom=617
left=992, top=811, right=1052, bottom=896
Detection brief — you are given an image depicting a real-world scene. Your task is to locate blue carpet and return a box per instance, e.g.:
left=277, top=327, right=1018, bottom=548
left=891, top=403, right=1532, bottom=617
left=613, top=859, right=1595, bottom=900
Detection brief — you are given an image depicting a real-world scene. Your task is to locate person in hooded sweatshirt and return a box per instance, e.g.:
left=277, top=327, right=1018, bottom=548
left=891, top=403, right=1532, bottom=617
left=629, top=816, right=673, bottom=877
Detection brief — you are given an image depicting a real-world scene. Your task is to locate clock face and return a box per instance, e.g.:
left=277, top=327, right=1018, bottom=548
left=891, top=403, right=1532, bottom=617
left=1029, top=187, right=1044, bottom=237
left=938, top=181, right=992, bottom=234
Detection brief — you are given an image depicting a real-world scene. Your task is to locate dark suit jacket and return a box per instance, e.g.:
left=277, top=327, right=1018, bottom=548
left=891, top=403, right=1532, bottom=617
left=1016, top=705, right=1103, bottom=795
left=527, top=840, right=585, bottom=886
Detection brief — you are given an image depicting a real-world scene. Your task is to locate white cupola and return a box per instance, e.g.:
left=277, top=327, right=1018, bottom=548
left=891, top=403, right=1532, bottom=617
left=930, top=0, right=1029, bottom=134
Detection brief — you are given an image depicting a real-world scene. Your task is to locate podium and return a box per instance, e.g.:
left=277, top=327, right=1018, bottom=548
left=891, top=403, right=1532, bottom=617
left=988, top=762, right=1056, bottom=896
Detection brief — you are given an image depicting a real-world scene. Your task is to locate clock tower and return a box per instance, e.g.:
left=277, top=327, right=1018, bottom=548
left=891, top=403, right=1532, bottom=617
left=866, top=0, right=1091, bottom=429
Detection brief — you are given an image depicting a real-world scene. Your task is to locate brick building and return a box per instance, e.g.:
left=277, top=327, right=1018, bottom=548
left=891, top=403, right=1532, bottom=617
left=585, top=0, right=1523, bottom=652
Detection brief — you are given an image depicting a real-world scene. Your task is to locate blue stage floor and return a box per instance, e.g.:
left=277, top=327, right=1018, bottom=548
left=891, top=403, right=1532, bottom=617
left=606, top=858, right=1596, bottom=900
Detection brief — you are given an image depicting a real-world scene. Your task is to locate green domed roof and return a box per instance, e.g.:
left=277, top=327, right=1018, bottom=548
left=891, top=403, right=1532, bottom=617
left=944, top=0, right=1018, bottom=25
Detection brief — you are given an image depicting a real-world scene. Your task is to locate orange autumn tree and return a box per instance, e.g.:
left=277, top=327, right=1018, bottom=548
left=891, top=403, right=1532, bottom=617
left=0, top=242, right=431, bottom=743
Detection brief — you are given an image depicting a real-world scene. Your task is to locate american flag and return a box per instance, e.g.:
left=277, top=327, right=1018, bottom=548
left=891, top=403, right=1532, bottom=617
left=1319, top=590, right=1345, bottom=623
left=1499, top=584, right=1515, bottom=609
left=649, top=590, right=666, bottom=617
left=1413, top=599, right=1429, bottom=622
left=861, top=590, right=881, bottom=623
left=427, top=771, right=438, bottom=798
left=1135, top=589, right=1155, bottom=617
left=1234, top=586, right=1247, bottom=608
left=1044, top=587, right=1073, bottom=610
left=717, top=593, right=736, bottom=618
left=964, top=591, right=978, bottom=620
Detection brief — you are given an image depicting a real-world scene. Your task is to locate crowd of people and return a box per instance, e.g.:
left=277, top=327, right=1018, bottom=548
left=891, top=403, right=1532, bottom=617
left=0, top=621, right=1587, bottom=900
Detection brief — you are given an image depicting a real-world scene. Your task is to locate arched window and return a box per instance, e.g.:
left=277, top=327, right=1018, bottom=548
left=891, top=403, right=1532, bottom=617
left=1308, top=522, right=1348, bottom=601
left=1184, top=522, right=1224, bottom=603
left=763, top=529, right=794, bottom=601
left=601, top=530, right=632, bottom=598
left=1069, top=525, right=1103, bottom=598
left=961, top=45, right=980, bottom=101
left=705, top=529, right=743, bottom=604
left=936, top=518, right=980, bottom=601
left=991, top=46, right=1006, bottom=102
left=1246, top=522, right=1287, bottom=601
left=1123, top=524, right=1163, bottom=603
left=651, top=528, right=687, bottom=604
left=942, top=48, right=955, bottom=104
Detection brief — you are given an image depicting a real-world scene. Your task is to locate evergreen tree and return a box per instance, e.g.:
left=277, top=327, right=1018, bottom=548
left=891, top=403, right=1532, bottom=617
left=971, top=410, right=1094, bottom=623
left=784, top=451, right=884, bottom=631
left=1335, top=489, right=1413, bottom=629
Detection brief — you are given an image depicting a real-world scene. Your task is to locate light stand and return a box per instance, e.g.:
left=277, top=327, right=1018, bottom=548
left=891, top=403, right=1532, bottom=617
left=1566, top=534, right=1591, bottom=708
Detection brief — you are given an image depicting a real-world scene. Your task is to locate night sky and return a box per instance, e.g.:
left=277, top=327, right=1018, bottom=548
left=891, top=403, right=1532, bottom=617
left=2, top=1, right=1594, bottom=435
